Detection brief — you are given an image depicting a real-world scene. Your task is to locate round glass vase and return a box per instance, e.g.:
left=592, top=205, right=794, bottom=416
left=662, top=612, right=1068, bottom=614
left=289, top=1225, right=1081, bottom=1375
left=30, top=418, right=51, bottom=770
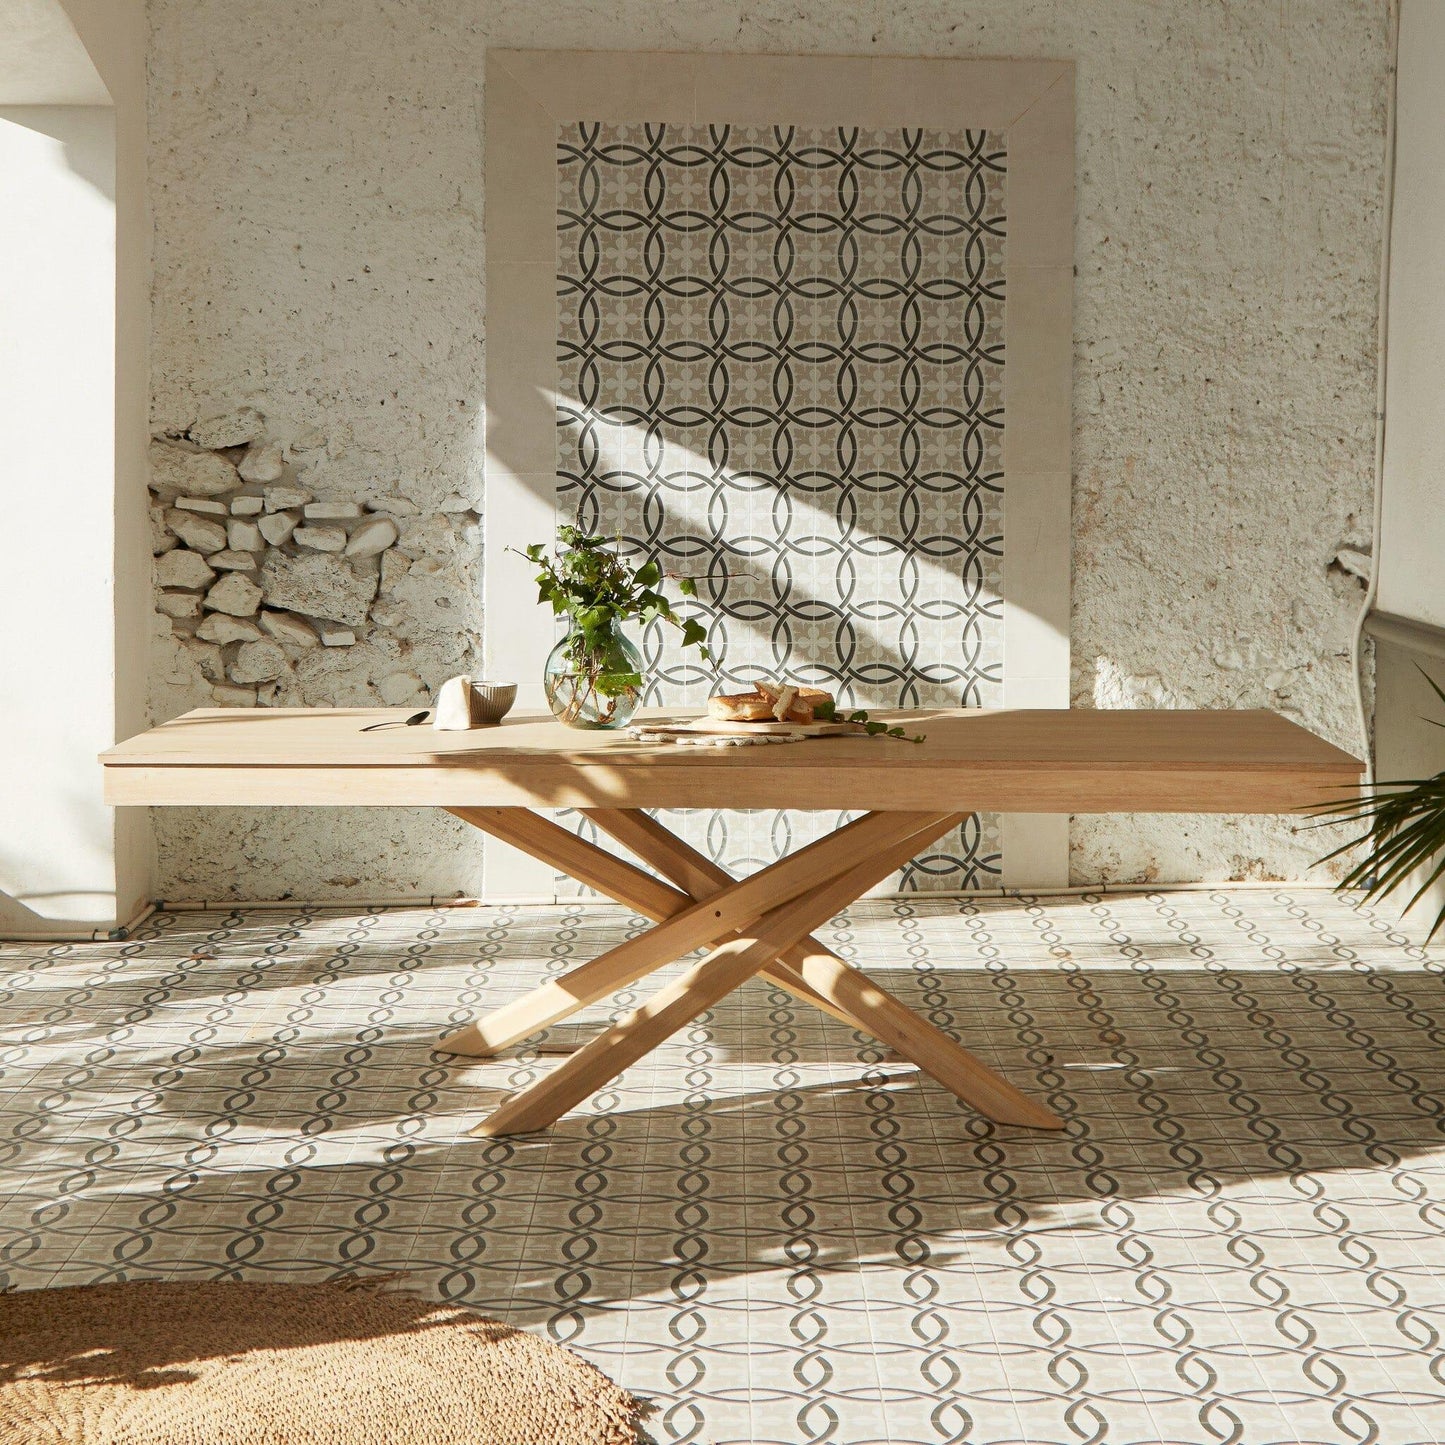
left=543, top=620, right=645, bottom=730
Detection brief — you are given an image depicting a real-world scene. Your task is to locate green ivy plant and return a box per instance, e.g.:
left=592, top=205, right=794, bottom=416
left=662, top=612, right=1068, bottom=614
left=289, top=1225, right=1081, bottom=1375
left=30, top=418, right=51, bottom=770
left=1313, top=665, right=1445, bottom=942
left=813, top=700, right=926, bottom=744
left=518, top=526, right=712, bottom=727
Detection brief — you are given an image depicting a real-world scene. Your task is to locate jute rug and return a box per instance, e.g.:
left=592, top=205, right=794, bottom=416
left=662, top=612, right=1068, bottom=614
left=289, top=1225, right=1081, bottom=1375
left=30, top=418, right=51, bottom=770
left=0, top=1280, right=649, bottom=1444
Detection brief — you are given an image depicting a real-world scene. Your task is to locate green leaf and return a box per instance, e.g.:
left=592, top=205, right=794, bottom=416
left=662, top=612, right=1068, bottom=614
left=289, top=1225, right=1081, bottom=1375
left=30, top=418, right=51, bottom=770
left=521, top=523, right=721, bottom=679
left=799, top=699, right=927, bottom=743
left=1311, top=751, right=1445, bottom=941
left=594, top=669, right=643, bottom=697
left=1418, top=665, right=1445, bottom=729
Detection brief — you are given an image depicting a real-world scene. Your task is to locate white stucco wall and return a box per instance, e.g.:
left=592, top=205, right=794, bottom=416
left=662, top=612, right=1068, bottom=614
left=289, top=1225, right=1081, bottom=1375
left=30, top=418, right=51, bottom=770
left=0, top=106, right=119, bottom=928
left=1378, top=0, right=1445, bottom=633
left=1371, top=0, right=1445, bottom=939
left=145, top=0, right=1390, bottom=900
left=65, top=0, right=154, bottom=929
left=0, top=0, right=150, bottom=937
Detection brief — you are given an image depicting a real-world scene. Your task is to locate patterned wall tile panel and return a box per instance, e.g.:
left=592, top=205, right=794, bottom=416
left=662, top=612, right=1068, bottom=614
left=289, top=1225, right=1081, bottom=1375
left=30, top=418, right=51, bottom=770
left=555, top=121, right=1006, bottom=889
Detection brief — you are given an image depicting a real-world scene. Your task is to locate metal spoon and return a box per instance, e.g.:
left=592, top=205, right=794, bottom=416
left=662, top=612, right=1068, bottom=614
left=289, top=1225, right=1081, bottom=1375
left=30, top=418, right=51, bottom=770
left=361, top=710, right=430, bottom=732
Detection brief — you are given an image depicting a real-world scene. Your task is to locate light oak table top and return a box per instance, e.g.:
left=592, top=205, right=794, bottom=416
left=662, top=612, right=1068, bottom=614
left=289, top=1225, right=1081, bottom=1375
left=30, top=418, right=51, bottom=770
left=101, top=707, right=1362, bottom=814
left=97, top=707, right=1366, bottom=1136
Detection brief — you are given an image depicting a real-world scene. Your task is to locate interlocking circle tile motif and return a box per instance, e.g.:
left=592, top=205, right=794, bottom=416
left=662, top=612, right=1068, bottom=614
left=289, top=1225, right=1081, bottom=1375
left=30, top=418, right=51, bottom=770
left=555, top=122, right=1006, bottom=888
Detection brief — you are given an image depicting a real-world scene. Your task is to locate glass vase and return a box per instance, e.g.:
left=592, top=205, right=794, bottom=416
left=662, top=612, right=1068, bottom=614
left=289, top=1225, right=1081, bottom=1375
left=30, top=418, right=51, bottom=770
left=543, top=620, right=645, bottom=729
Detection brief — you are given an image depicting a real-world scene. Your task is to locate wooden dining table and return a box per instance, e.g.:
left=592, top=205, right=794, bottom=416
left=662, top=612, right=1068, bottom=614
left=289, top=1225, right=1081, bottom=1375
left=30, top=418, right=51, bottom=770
left=101, top=706, right=1362, bottom=1137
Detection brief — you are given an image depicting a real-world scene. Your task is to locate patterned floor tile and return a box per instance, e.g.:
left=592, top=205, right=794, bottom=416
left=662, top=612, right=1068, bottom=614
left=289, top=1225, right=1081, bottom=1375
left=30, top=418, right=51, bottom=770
left=2, top=891, right=1444, bottom=1443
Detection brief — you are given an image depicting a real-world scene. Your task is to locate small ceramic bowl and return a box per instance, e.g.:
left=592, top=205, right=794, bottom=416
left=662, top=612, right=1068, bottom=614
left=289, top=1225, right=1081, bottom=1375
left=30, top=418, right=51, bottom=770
left=470, top=681, right=517, bottom=725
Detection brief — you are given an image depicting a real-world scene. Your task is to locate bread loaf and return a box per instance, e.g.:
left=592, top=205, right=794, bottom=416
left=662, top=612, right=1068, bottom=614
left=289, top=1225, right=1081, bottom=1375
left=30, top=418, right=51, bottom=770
left=706, top=692, right=777, bottom=722
left=707, top=684, right=834, bottom=724
left=783, top=687, right=833, bottom=723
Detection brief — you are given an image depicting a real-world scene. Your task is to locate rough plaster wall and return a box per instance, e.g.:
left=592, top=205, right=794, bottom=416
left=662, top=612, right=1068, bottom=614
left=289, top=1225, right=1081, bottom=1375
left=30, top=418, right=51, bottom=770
left=147, top=0, right=1389, bottom=899
left=147, top=0, right=490, bottom=899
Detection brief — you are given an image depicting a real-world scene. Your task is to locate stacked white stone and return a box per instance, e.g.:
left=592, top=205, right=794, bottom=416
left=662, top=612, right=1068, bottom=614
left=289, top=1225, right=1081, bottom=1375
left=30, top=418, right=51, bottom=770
left=149, top=425, right=415, bottom=709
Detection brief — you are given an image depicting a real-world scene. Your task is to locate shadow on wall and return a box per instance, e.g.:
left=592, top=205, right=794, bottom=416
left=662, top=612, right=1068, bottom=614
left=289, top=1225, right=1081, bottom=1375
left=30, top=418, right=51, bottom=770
left=545, top=386, right=1004, bottom=706
left=0, top=718, right=121, bottom=938
left=0, top=104, right=115, bottom=201
left=0, top=104, right=114, bottom=199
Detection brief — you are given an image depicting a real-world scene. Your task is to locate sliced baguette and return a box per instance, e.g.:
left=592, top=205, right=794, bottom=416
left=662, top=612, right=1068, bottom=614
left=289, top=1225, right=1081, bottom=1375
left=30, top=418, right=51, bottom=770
left=707, top=691, right=777, bottom=722
left=707, top=684, right=835, bottom=724
left=772, top=684, right=798, bottom=721
left=781, top=686, right=834, bottom=723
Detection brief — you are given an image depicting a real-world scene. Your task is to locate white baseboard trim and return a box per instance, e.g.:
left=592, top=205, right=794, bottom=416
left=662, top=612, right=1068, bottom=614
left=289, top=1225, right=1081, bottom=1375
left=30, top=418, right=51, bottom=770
left=142, top=879, right=1352, bottom=916
left=0, top=899, right=157, bottom=944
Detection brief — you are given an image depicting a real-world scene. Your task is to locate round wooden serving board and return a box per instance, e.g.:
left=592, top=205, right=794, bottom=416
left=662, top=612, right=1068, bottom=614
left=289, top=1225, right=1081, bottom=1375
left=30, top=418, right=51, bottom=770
left=634, top=717, right=868, bottom=739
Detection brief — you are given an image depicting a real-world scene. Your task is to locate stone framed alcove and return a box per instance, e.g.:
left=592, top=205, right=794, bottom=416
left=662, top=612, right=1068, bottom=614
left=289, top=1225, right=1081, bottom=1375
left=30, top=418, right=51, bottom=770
left=484, top=49, right=1072, bottom=897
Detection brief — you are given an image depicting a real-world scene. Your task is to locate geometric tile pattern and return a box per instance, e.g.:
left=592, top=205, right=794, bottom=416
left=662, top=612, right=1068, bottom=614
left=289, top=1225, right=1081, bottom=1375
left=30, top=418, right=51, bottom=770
left=555, top=122, right=1007, bottom=889
left=4, top=890, right=1443, bottom=1445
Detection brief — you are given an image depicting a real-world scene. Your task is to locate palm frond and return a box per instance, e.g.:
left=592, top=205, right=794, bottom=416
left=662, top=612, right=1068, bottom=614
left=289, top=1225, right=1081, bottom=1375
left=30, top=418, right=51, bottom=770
left=1420, top=664, right=1445, bottom=729
left=1308, top=665, right=1445, bottom=941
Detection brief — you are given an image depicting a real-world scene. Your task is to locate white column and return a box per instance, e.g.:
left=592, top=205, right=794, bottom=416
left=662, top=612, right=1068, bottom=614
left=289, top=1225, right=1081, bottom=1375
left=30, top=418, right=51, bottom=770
left=0, top=0, right=151, bottom=936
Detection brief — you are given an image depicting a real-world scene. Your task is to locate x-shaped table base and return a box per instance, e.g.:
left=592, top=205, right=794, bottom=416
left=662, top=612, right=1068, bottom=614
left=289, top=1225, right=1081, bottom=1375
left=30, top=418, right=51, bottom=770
left=441, top=806, right=1064, bottom=1137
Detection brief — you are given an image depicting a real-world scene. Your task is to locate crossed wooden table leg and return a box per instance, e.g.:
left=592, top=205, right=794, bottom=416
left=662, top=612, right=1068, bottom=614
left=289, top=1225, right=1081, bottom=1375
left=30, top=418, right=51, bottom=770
left=440, top=805, right=1063, bottom=1137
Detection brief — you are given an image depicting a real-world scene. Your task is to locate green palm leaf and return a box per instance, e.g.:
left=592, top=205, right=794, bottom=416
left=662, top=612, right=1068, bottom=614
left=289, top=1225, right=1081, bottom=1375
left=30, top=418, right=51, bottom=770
left=1309, top=666, right=1445, bottom=942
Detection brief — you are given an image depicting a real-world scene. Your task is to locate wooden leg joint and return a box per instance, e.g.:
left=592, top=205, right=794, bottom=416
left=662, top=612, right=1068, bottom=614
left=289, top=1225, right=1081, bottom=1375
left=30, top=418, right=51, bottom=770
left=444, top=805, right=1063, bottom=1136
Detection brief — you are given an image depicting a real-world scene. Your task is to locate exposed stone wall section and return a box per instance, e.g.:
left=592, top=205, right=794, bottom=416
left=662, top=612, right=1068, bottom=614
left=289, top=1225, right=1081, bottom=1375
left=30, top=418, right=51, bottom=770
left=149, top=413, right=481, bottom=720
left=149, top=0, right=1389, bottom=897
